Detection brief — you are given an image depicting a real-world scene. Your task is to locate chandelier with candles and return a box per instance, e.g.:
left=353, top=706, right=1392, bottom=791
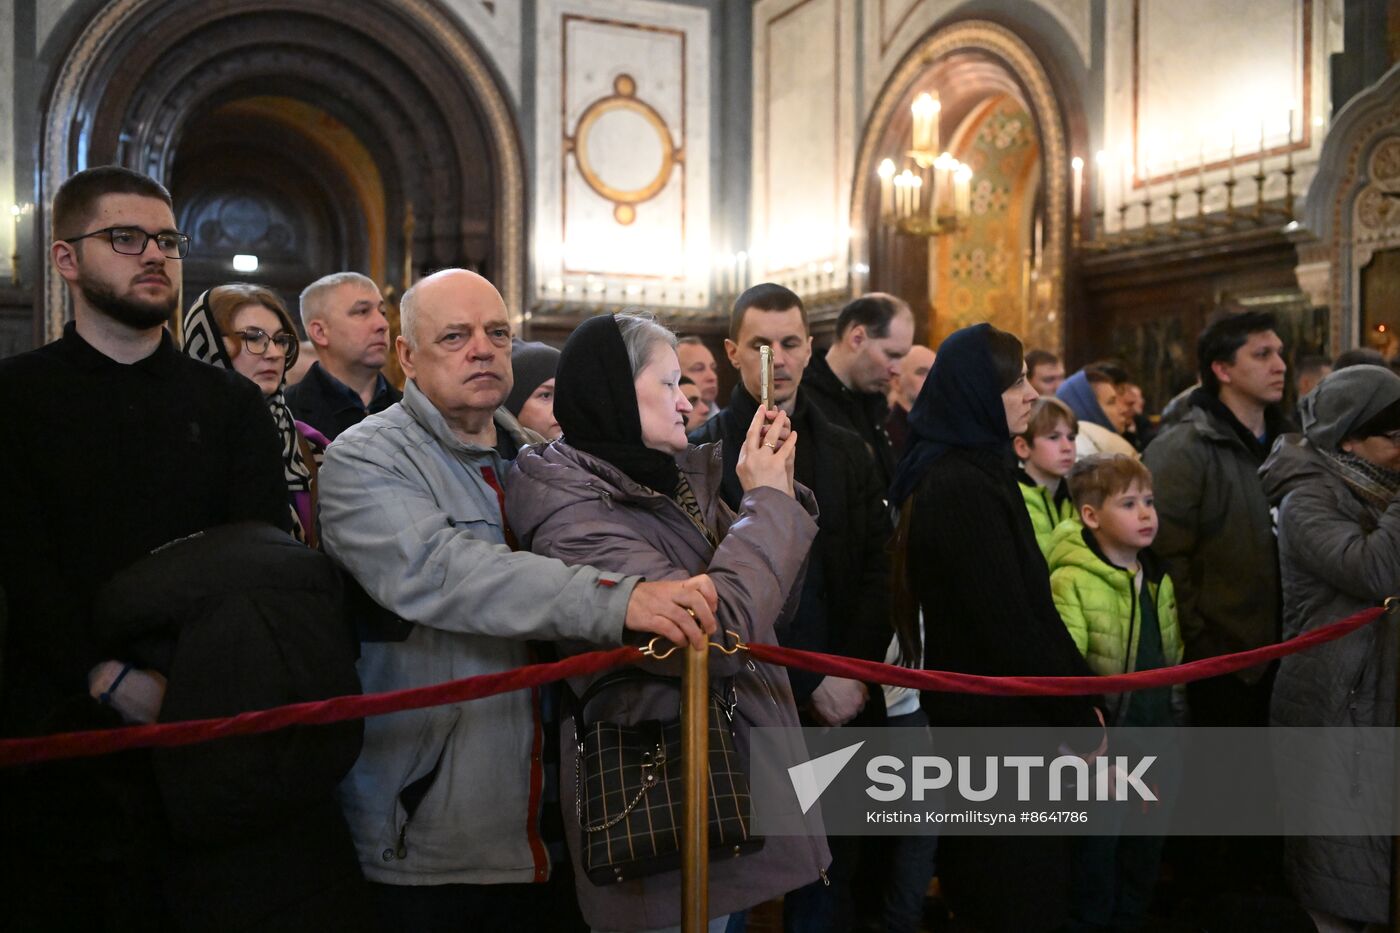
left=876, top=92, right=973, bottom=238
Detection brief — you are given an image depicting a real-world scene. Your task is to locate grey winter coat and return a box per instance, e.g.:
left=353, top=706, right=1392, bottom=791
left=1259, top=368, right=1400, bottom=923
left=319, top=380, right=640, bottom=886
left=506, top=440, right=830, bottom=931
left=1143, top=394, right=1282, bottom=682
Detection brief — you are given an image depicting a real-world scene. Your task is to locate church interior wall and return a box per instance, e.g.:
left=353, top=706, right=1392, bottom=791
left=0, top=0, right=1394, bottom=392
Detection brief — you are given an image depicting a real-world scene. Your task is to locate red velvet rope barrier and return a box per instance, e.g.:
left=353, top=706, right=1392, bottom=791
left=0, top=604, right=1386, bottom=769
left=0, top=645, right=642, bottom=769
left=747, top=605, right=1387, bottom=696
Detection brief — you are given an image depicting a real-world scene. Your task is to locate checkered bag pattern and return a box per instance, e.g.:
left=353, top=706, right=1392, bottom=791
left=575, top=676, right=764, bottom=886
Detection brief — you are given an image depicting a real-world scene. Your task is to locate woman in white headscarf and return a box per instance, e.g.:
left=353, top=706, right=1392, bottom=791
left=182, top=284, right=328, bottom=546
left=1260, top=364, right=1400, bottom=930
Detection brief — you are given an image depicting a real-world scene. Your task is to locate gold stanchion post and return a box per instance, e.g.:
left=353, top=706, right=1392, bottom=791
left=682, top=641, right=710, bottom=932
left=1388, top=597, right=1400, bottom=933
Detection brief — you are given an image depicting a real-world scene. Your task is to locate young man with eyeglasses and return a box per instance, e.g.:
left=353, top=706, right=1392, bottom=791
left=0, top=166, right=296, bottom=929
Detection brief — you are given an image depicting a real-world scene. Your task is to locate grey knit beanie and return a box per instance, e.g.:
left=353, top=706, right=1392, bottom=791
left=505, top=340, right=561, bottom=415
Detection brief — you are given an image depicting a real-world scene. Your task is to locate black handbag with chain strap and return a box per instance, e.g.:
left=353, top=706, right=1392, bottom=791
left=573, top=669, right=764, bottom=886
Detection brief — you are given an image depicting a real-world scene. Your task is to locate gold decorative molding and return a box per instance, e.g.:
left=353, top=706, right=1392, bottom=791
left=41, top=0, right=527, bottom=337
left=850, top=19, right=1070, bottom=351
left=567, top=74, right=681, bottom=226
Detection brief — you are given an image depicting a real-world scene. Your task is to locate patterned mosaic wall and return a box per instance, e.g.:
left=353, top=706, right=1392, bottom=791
left=933, top=94, right=1040, bottom=343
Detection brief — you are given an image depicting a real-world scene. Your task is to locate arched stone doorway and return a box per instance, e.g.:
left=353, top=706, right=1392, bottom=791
left=39, top=0, right=524, bottom=342
left=850, top=20, right=1074, bottom=351
left=1298, top=62, right=1400, bottom=356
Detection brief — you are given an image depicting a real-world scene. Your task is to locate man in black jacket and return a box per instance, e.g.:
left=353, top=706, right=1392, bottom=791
left=0, top=166, right=295, bottom=930
left=690, top=283, right=892, bottom=931
left=803, top=292, right=915, bottom=493
left=286, top=271, right=401, bottom=441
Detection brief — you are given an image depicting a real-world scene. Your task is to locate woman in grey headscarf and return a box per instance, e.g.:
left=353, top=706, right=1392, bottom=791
left=1260, top=364, right=1400, bottom=930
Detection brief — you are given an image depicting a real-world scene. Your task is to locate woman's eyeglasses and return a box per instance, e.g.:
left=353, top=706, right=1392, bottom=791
left=233, top=328, right=299, bottom=363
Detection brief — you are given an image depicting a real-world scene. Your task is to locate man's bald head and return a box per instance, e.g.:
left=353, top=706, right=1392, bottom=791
left=895, top=344, right=936, bottom=410
left=397, top=269, right=514, bottom=428
left=400, top=269, right=508, bottom=350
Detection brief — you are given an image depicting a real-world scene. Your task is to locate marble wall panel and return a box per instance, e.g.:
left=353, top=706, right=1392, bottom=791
left=1104, top=0, right=1331, bottom=225
left=536, top=0, right=710, bottom=303
left=752, top=0, right=856, bottom=281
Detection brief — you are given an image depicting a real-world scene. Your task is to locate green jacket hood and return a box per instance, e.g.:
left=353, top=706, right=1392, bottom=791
left=1046, top=521, right=1167, bottom=589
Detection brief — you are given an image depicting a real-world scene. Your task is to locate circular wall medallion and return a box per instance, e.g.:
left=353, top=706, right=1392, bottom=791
left=1369, top=136, right=1400, bottom=188
left=570, top=74, right=678, bottom=226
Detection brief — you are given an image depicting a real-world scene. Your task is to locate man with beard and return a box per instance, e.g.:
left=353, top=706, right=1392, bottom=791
left=0, top=166, right=289, bottom=929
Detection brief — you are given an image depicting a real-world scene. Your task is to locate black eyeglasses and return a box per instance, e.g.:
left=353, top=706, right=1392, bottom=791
left=232, top=328, right=299, bottom=363
left=64, top=226, right=190, bottom=259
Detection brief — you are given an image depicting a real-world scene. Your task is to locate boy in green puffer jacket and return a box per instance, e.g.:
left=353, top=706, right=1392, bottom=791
left=1014, top=397, right=1080, bottom=560
left=1048, top=453, right=1184, bottom=931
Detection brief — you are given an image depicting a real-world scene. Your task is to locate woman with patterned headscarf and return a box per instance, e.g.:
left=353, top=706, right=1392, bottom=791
left=1261, top=364, right=1400, bottom=930
left=182, top=284, right=328, bottom=546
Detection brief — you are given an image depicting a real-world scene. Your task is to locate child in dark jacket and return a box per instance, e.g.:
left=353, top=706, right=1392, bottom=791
left=1014, top=397, right=1080, bottom=559
left=1048, top=453, right=1184, bottom=931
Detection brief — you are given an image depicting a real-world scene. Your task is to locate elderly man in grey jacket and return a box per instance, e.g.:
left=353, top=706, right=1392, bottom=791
left=318, top=268, right=719, bottom=931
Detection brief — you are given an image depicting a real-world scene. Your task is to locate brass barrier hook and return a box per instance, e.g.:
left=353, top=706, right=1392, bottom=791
left=710, top=629, right=749, bottom=655
left=1385, top=596, right=1399, bottom=611
left=640, top=638, right=681, bottom=660
left=640, top=630, right=750, bottom=660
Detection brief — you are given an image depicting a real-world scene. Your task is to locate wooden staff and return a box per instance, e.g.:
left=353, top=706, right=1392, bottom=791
left=682, top=640, right=710, bottom=931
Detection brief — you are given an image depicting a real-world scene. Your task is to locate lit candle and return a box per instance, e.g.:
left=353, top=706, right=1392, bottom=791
left=1287, top=108, right=1295, bottom=144
left=1229, top=127, right=1236, bottom=180
left=1094, top=150, right=1108, bottom=210
left=935, top=153, right=955, bottom=215
left=1071, top=156, right=1084, bottom=219
left=955, top=165, right=972, bottom=217
left=1171, top=156, right=1179, bottom=195
left=1258, top=120, right=1266, bottom=175
left=878, top=159, right=895, bottom=218
left=911, top=93, right=941, bottom=155
left=912, top=175, right=923, bottom=217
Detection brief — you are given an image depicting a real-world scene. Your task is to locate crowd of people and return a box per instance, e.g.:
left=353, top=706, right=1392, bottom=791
left=2, top=165, right=1398, bottom=933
